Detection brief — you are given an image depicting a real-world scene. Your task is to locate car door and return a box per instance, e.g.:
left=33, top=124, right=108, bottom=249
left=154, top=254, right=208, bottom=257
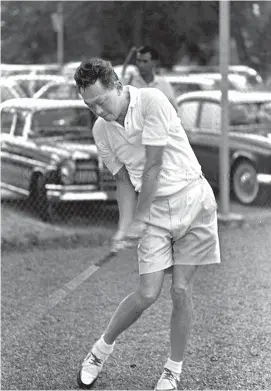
left=2, top=110, right=33, bottom=193
left=177, top=99, right=201, bottom=147
left=8, top=110, right=50, bottom=193
left=1, top=109, right=16, bottom=186
left=195, top=101, right=221, bottom=187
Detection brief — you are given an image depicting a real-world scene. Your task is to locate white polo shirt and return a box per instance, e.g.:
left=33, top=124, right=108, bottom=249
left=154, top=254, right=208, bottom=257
left=93, top=86, right=202, bottom=197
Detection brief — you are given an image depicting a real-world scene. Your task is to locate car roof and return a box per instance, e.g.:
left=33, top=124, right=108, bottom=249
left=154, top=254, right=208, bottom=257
left=0, top=63, right=60, bottom=71
left=163, top=74, right=215, bottom=85
left=62, top=61, right=81, bottom=69
left=198, top=73, right=246, bottom=81
left=0, top=77, right=21, bottom=86
left=40, top=79, right=76, bottom=86
left=6, top=74, right=67, bottom=82
left=172, top=64, right=259, bottom=76
left=0, top=98, right=87, bottom=111
left=177, top=90, right=271, bottom=104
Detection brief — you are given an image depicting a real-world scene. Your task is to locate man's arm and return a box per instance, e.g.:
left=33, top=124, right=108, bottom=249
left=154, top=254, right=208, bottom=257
left=114, top=166, right=138, bottom=233
left=134, top=145, right=164, bottom=222
left=160, top=78, right=178, bottom=111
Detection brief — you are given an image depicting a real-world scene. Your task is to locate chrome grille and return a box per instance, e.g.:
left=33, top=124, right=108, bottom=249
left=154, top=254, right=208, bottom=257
left=100, top=166, right=116, bottom=191
left=75, top=159, right=99, bottom=184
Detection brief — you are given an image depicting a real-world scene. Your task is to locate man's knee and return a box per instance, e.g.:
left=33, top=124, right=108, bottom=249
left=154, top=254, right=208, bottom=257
left=170, top=285, right=192, bottom=308
left=136, top=287, right=160, bottom=309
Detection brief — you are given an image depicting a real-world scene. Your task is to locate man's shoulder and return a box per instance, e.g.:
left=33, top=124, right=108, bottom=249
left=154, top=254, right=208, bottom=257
left=92, top=117, right=108, bottom=139
left=93, top=116, right=106, bottom=129
left=139, top=86, right=168, bottom=101
left=154, top=75, right=172, bottom=87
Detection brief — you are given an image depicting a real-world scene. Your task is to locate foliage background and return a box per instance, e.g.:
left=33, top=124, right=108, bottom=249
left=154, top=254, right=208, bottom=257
left=1, top=1, right=271, bottom=78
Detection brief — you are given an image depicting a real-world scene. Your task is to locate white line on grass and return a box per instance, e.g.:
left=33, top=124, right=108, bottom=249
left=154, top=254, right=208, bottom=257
left=3, top=263, right=101, bottom=343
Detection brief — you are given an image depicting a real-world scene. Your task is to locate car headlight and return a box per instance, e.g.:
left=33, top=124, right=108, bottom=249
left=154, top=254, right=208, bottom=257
left=60, top=160, right=76, bottom=185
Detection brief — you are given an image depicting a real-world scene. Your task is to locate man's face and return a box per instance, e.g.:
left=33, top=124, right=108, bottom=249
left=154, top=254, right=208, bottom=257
left=80, top=80, right=121, bottom=121
left=136, top=52, right=155, bottom=76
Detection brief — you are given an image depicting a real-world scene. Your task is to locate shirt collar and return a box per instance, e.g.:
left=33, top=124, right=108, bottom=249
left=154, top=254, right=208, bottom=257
left=127, top=85, right=139, bottom=108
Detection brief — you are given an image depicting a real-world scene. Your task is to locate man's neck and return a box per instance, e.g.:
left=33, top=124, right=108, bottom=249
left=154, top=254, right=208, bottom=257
left=140, top=71, right=155, bottom=85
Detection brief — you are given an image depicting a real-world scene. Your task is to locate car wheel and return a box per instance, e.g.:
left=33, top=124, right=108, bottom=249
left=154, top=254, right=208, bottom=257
left=29, top=174, right=56, bottom=222
left=232, top=161, right=259, bottom=205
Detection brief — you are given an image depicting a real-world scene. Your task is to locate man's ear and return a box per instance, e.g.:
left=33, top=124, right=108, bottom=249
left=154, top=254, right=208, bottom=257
left=115, top=80, right=123, bottom=92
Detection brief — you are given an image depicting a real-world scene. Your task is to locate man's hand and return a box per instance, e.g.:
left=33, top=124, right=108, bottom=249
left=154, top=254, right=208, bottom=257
left=125, top=219, right=147, bottom=243
left=110, top=229, right=127, bottom=253
left=110, top=219, right=147, bottom=254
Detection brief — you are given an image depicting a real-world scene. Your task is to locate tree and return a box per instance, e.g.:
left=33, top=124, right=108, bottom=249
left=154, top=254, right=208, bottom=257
left=231, top=1, right=271, bottom=78
left=1, top=0, right=270, bottom=78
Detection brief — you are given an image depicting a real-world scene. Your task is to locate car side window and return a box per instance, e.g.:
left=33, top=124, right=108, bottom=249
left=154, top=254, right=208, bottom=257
left=1, top=110, right=14, bottom=134
left=177, top=101, right=199, bottom=130
left=1, top=86, right=16, bottom=102
left=13, top=112, right=25, bottom=136
left=43, top=84, right=78, bottom=100
left=200, top=102, right=221, bottom=133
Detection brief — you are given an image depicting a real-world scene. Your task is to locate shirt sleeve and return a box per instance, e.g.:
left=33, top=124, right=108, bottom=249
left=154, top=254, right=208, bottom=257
left=141, top=89, right=171, bottom=146
left=92, top=119, right=123, bottom=175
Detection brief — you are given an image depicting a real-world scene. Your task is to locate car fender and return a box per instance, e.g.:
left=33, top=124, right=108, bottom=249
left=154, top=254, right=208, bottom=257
left=231, top=150, right=257, bottom=166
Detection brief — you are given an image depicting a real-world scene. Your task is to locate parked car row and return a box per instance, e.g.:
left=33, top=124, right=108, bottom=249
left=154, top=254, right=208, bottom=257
left=1, top=61, right=269, bottom=105
left=1, top=63, right=270, bottom=221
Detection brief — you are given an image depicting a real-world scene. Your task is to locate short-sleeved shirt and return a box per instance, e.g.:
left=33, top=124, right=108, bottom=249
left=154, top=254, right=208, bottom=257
left=93, top=86, right=202, bottom=197
left=123, top=73, right=176, bottom=107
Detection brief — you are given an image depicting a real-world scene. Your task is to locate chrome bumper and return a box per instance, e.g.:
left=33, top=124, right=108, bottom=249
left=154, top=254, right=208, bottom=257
left=257, top=174, right=271, bottom=185
left=45, top=184, right=116, bottom=202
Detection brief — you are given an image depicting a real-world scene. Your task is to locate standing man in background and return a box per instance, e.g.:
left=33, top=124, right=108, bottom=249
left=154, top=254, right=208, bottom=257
left=121, top=45, right=177, bottom=110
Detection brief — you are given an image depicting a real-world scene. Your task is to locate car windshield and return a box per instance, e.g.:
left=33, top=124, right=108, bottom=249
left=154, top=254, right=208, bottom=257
left=31, top=108, right=93, bottom=136
left=230, top=102, right=271, bottom=127
left=17, top=79, right=54, bottom=97
left=13, top=83, right=27, bottom=97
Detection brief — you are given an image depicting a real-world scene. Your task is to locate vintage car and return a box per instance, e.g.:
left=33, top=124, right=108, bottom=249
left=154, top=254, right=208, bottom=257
left=177, top=90, right=271, bottom=205
left=0, top=63, right=61, bottom=77
left=6, top=74, right=67, bottom=97
left=172, top=64, right=263, bottom=87
left=33, top=79, right=81, bottom=100
left=0, top=98, right=116, bottom=220
left=163, top=73, right=216, bottom=96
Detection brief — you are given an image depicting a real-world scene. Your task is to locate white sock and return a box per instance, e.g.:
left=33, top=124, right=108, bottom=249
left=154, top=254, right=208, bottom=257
left=164, top=358, right=183, bottom=379
left=92, top=335, right=115, bottom=360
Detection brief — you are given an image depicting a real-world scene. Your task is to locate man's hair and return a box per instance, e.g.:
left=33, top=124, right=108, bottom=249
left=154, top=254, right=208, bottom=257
left=137, top=46, right=160, bottom=61
left=74, top=58, right=118, bottom=91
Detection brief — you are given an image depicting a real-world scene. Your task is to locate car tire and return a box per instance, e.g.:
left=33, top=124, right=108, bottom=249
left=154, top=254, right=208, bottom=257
left=29, top=174, right=56, bottom=222
left=232, top=160, right=259, bottom=205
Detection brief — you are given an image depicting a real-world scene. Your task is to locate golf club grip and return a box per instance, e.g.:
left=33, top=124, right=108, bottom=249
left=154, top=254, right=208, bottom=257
left=94, top=251, right=116, bottom=267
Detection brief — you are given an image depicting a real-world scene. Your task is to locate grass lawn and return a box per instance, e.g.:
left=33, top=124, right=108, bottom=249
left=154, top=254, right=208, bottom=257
left=87, top=221, right=271, bottom=389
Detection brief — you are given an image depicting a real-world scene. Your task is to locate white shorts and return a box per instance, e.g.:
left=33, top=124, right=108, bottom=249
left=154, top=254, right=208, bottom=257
left=137, top=177, right=221, bottom=275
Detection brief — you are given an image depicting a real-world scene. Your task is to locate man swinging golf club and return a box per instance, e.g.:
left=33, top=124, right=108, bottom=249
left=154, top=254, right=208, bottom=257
left=74, top=58, right=221, bottom=390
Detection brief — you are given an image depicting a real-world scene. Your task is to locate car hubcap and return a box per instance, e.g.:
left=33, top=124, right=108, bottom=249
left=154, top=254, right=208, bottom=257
left=240, top=171, right=255, bottom=193
left=235, top=165, right=258, bottom=204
